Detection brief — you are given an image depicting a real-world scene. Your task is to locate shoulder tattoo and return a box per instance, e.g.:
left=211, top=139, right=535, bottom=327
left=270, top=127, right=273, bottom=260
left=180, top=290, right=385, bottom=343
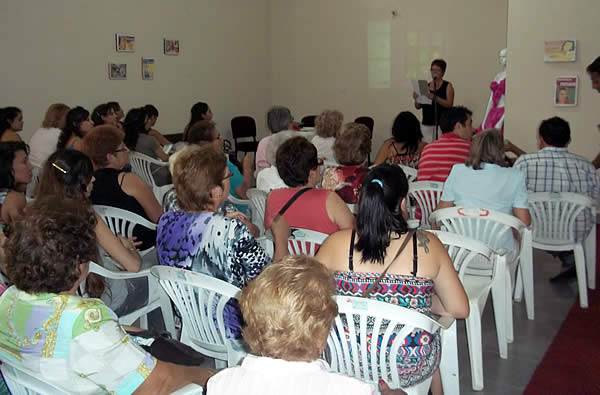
left=416, top=230, right=430, bottom=254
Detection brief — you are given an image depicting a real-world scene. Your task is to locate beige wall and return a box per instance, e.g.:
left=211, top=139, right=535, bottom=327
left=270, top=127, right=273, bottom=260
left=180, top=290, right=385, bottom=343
left=0, top=0, right=271, bottom=142
left=270, top=0, right=508, bottom=151
left=506, top=0, right=600, bottom=159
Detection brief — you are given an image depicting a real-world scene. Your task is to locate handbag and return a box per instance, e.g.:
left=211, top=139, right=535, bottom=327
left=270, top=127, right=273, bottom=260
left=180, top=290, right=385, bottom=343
left=127, top=329, right=206, bottom=366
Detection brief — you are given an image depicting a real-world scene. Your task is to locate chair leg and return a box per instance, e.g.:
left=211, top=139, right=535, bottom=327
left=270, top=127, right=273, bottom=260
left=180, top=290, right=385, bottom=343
left=574, top=245, right=588, bottom=308
left=490, top=279, right=508, bottom=359
left=439, top=321, right=460, bottom=395
left=465, top=304, right=484, bottom=391
left=584, top=225, right=596, bottom=289
left=514, top=264, right=523, bottom=302
left=139, top=313, right=148, bottom=330
left=505, top=268, right=514, bottom=343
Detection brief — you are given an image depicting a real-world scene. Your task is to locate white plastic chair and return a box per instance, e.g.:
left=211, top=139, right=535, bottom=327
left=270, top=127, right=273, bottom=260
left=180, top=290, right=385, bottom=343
left=325, top=295, right=451, bottom=395
left=129, top=151, right=170, bottom=202
left=430, top=206, right=534, bottom=323
left=430, top=230, right=509, bottom=391
left=247, top=188, right=267, bottom=235
left=528, top=192, right=595, bottom=308
left=79, top=262, right=176, bottom=336
left=0, top=354, right=203, bottom=394
left=228, top=194, right=250, bottom=211
left=151, top=266, right=247, bottom=369
left=399, top=165, right=418, bottom=182
left=94, top=205, right=157, bottom=258
left=288, top=228, right=328, bottom=256
left=408, top=181, right=444, bottom=228
left=26, top=165, right=41, bottom=199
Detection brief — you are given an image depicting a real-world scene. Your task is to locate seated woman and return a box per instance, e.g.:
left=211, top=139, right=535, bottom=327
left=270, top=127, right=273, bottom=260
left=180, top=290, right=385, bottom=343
left=123, top=107, right=170, bottom=186
left=157, top=145, right=270, bottom=288
left=82, top=125, right=163, bottom=252
left=256, top=106, right=296, bottom=172
left=0, top=196, right=213, bottom=393
left=374, top=111, right=426, bottom=168
left=28, top=103, right=70, bottom=167
left=56, top=106, right=94, bottom=150
left=312, top=109, right=343, bottom=163
left=0, top=107, right=24, bottom=143
left=36, top=149, right=144, bottom=314
left=322, top=122, right=371, bottom=204
left=0, top=142, right=32, bottom=234
left=316, top=164, right=469, bottom=394
left=265, top=136, right=354, bottom=260
left=185, top=120, right=253, bottom=201
left=435, top=129, right=531, bottom=250
left=91, top=103, right=119, bottom=127
left=182, top=101, right=213, bottom=141
left=144, top=104, right=171, bottom=146
left=208, top=255, right=384, bottom=395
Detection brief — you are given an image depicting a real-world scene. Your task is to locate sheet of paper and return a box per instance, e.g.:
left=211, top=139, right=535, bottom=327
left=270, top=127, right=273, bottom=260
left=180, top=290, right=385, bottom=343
left=411, top=79, right=432, bottom=105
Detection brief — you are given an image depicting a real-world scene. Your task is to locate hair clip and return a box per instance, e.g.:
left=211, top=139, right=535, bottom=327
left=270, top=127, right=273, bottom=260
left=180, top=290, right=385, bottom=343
left=52, top=162, right=67, bottom=174
left=371, top=179, right=383, bottom=188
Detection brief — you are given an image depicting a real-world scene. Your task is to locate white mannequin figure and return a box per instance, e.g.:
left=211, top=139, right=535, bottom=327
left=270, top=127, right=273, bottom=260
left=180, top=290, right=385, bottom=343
left=479, top=48, right=507, bottom=133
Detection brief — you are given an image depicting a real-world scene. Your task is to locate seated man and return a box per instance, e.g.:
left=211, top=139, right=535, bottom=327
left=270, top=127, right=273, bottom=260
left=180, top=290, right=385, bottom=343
left=0, top=196, right=213, bottom=394
left=416, top=106, right=474, bottom=182
left=512, top=116, right=600, bottom=281
left=586, top=56, right=600, bottom=169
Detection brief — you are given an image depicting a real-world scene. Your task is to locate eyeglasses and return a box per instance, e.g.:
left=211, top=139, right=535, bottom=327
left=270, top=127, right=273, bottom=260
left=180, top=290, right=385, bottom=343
left=223, top=169, right=234, bottom=180
left=114, top=146, right=129, bottom=153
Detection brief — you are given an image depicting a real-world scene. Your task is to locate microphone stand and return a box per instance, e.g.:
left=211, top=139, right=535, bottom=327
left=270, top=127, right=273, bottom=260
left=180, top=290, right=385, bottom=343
left=432, top=76, right=439, bottom=141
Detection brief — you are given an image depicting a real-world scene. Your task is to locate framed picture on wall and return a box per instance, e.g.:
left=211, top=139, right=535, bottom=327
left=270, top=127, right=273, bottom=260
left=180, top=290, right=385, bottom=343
left=108, top=63, right=127, bottom=80
left=163, top=39, right=180, bottom=55
left=544, top=40, right=576, bottom=62
left=142, top=57, right=155, bottom=80
left=554, top=76, right=578, bottom=107
left=115, top=33, right=135, bottom=52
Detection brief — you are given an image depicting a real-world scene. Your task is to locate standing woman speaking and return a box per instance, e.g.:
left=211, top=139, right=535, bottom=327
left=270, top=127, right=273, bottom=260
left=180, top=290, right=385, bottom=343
left=412, top=59, right=455, bottom=143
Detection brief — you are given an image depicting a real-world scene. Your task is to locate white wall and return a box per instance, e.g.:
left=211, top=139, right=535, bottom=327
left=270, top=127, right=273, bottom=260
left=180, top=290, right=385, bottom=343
left=505, top=0, right=600, bottom=159
left=0, top=0, right=271, bottom=141
left=270, top=0, right=508, bottom=151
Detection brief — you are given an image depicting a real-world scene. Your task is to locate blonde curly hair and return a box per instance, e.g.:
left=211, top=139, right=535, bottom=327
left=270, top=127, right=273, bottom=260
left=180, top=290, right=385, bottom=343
left=315, top=110, right=343, bottom=138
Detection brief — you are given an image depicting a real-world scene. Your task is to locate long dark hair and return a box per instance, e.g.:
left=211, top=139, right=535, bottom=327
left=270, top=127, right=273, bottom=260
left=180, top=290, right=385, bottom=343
left=0, top=107, right=22, bottom=138
left=37, top=149, right=94, bottom=201
left=391, top=112, right=422, bottom=154
left=0, top=141, right=29, bottom=190
left=123, top=107, right=148, bottom=149
left=183, top=102, right=209, bottom=139
left=57, top=106, right=90, bottom=150
left=356, top=164, right=409, bottom=263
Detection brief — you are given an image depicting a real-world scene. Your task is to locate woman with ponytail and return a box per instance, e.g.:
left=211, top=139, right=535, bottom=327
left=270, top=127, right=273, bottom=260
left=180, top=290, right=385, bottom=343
left=316, top=164, right=468, bottom=395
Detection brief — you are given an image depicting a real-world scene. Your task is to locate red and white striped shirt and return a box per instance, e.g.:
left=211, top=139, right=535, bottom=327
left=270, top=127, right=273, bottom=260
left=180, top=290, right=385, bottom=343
left=417, top=133, right=471, bottom=182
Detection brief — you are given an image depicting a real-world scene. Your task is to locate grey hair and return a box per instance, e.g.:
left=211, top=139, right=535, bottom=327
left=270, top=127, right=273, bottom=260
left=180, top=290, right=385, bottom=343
left=465, top=128, right=506, bottom=170
left=267, top=106, right=293, bottom=134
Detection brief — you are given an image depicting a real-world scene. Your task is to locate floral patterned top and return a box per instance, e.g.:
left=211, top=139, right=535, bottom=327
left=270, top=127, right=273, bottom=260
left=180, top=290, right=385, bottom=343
left=322, top=165, right=368, bottom=204
left=387, top=142, right=421, bottom=169
left=157, top=211, right=270, bottom=289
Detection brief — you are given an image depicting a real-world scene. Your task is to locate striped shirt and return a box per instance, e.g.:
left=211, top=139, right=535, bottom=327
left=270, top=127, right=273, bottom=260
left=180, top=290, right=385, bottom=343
left=514, top=147, right=599, bottom=241
left=417, top=133, right=471, bottom=182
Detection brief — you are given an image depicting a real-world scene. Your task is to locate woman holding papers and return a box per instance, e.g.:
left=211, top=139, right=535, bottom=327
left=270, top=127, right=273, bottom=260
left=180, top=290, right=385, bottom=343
left=412, top=59, right=455, bottom=143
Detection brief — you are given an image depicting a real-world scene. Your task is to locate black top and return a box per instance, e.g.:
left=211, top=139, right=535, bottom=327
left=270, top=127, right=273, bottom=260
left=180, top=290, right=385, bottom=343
left=421, top=80, right=450, bottom=126
left=348, top=230, right=419, bottom=276
left=91, top=167, right=156, bottom=250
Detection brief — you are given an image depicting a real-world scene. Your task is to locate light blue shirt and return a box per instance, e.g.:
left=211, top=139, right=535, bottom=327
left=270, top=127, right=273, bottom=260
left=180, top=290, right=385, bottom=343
left=441, top=163, right=529, bottom=251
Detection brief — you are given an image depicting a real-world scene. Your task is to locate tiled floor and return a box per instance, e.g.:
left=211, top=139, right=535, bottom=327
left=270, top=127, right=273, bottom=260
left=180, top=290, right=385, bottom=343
left=198, top=249, right=581, bottom=394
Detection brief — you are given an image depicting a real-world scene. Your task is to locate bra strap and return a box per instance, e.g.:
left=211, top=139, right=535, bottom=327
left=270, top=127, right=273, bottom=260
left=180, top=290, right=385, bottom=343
left=411, top=231, right=418, bottom=277
left=349, top=230, right=356, bottom=272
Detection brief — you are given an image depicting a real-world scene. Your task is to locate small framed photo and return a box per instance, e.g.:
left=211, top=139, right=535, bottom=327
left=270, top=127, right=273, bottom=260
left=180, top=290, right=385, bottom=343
left=141, top=57, right=155, bottom=80
left=108, top=63, right=127, bottom=80
left=116, top=33, right=135, bottom=52
left=554, top=76, right=578, bottom=107
left=163, top=39, right=180, bottom=56
left=544, top=40, right=576, bottom=62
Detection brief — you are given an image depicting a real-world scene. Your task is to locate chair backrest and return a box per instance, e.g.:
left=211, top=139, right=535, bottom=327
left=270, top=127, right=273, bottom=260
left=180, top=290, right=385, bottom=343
left=1, top=359, right=69, bottom=394
left=326, top=295, right=442, bottom=388
left=247, top=188, right=267, bottom=234
left=26, top=165, right=41, bottom=199
left=528, top=192, right=593, bottom=245
left=129, top=151, right=167, bottom=189
left=231, top=116, right=257, bottom=139
left=93, top=205, right=157, bottom=256
left=354, top=116, right=374, bottom=136
left=428, top=230, right=497, bottom=279
left=398, top=165, right=418, bottom=183
left=429, top=206, right=526, bottom=253
left=408, top=181, right=444, bottom=226
left=288, top=228, right=328, bottom=256
left=301, top=115, right=317, bottom=128
left=151, top=266, right=241, bottom=353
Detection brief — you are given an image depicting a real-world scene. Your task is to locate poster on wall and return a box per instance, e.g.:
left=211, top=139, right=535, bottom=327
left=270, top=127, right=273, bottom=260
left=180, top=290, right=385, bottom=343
left=544, top=40, right=576, bottom=62
left=108, top=63, right=127, bottom=80
left=163, top=39, right=180, bottom=55
left=115, top=33, right=135, bottom=52
left=142, top=58, right=155, bottom=80
left=554, top=76, right=578, bottom=107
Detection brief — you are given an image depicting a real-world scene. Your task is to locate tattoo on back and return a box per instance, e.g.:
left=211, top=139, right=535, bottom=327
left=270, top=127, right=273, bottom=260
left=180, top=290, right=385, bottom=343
left=416, top=230, right=430, bottom=253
